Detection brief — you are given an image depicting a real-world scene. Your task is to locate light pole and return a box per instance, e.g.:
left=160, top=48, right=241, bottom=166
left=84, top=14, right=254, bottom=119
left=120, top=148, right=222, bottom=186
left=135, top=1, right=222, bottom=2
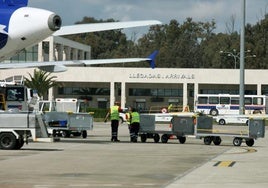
left=220, top=49, right=256, bottom=69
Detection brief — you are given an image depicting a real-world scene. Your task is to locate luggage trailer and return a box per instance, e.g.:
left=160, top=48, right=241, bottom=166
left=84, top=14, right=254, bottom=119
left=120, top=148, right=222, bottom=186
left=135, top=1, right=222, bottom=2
left=43, top=111, right=93, bottom=138
left=139, top=114, right=265, bottom=146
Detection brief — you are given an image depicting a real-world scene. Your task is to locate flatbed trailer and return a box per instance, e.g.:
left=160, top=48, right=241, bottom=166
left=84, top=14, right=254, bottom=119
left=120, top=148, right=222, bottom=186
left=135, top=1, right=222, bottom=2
left=139, top=114, right=195, bottom=144
left=43, top=111, right=93, bottom=138
left=39, top=99, right=94, bottom=138
left=139, top=114, right=265, bottom=146
left=0, top=112, right=53, bottom=150
left=194, top=115, right=265, bottom=146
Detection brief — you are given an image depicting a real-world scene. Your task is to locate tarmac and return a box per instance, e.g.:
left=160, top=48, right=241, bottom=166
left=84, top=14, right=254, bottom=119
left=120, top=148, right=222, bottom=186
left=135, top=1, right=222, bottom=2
left=0, top=122, right=267, bottom=188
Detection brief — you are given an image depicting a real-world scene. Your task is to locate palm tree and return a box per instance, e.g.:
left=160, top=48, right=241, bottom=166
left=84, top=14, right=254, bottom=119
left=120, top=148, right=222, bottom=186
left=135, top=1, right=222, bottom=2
left=24, top=69, right=59, bottom=99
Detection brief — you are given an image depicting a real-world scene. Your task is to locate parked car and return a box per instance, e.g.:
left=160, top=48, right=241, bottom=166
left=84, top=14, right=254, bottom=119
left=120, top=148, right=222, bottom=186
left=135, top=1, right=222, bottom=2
left=215, top=115, right=249, bottom=125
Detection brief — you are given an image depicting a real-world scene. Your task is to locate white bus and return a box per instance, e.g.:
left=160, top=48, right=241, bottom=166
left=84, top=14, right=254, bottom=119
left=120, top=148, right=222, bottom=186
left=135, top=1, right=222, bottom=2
left=194, top=94, right=267, bottom=116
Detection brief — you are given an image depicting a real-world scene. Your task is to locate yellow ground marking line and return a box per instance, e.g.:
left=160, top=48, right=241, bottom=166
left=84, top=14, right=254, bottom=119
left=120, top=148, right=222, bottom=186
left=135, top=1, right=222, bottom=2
left=214, top=161, right=236, bottom=167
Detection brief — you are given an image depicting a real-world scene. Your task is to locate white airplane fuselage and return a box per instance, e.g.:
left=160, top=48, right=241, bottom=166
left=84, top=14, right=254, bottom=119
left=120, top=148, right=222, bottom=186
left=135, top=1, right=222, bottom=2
left=0, top=6, right=61, bottom=61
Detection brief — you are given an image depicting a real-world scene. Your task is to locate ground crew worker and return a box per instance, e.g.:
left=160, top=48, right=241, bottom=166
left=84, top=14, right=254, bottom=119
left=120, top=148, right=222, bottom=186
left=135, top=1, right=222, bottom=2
left=104, top=101, right=122, bottom=142
left=168, top=104, right=173, bottom=112
left=125, top=107, right=132, bottom=129
left=129, top=108, right=140, bottom=142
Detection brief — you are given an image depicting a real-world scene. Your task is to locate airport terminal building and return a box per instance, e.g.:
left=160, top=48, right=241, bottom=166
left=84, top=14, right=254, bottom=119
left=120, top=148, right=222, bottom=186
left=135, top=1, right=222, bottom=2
left=1, top=37, right=268, bottom=111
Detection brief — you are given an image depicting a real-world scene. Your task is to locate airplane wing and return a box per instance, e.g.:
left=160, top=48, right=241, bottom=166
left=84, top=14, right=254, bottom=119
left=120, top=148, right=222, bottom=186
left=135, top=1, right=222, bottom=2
left=53, top=20, right=162, bottom=36
left=0, top=51, right=158, bottom=72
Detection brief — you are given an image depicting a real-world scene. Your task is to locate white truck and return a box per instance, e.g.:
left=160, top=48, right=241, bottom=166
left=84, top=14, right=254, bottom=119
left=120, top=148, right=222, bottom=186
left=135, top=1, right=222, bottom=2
left=0, top=112, right=53, bottom=150
left=0, top=84, right=54, bottom=150
left=38, top=98, right=93, bottom=138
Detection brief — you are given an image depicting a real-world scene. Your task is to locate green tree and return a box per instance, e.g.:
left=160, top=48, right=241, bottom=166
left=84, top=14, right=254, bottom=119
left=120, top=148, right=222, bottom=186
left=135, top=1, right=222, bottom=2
left=24, top=69, right=59, bottom=99
left=65, top=14, right=268, bottom=69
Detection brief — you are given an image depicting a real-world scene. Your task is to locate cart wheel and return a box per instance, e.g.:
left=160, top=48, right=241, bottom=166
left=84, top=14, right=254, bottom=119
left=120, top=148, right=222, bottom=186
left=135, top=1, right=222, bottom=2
left=204, top=136, right=212, bottom=145
left=82, top=130, right=87, bottom=138
left=140, top=134, right=147, bottom=143
left=245, top=139, right=254, bottom=147
left=52, top=130, right=57, bottom=137
left=233, top=137, right=242, bottom=146
left=62, top=131, right=70, bottom=138
left=153, top=134, right=160, bottom=143
left=178, top=136, right=186, bottom=144
left=161, top=134, right=169, bottom=143
left=213, top=136, right=222, bottom=145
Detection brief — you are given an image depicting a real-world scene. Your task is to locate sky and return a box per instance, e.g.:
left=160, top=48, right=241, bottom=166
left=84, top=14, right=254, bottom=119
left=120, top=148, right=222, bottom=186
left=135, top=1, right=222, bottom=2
left=28, top=0, right=268, bottom=37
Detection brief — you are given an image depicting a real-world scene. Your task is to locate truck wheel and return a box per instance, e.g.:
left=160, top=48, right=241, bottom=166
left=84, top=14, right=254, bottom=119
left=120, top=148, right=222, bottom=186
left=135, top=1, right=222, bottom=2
left=140, top=134, right=147, bottom=142
left=218, top=119, right=226, bottom=125
left=82, top=130, right=87, bottom=138
left=233, top=137, right=242, bottom=146
left=153, top=134, right=160, bottom=143
left=161, top=134, right=169, bottom=143
left=178, top=136, right=186, bottom=144
left=246, top=139, right=254, bottom=147
left=0, top=133, right=17, bottom=150
left=204, top=136, right=212, bottom=145
left=213, top=136, right=222, bottom=145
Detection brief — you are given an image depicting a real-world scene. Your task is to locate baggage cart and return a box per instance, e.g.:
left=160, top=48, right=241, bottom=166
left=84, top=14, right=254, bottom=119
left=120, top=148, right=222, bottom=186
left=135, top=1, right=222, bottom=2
left=194, top=115, right=265, bottom=146
left=139, top=114, right=265, bottom=146
left=139, top=114, right=195, bottom=143
left=43, top=111, right=93, bottom=138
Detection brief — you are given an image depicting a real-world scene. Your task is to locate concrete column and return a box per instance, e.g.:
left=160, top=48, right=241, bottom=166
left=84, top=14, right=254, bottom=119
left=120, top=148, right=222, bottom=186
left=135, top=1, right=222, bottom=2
left=110, top=82, right=115, bottom=108
left=49, top=37, right=54, bottom=61
left=64, top=46, right=71, bottom=60
left=78, top=50, right=84, bottom=60
left=57, top=44, right=63, bottom=61
left=183, top=83, right=188, bottom=107
left=194, top=83, right=199, bottom=97
left=54, top=45, right=59, bottom=61
left=48, top=88, right=53, bottom=101
left=72, top=48, right=78, bottom=60
left=257, top=84, right=262, bottom=95
left=85, top=49, right=91, bottom=60
left=62, top=46, right=66, bottom=61
left=121, top=82, right=126, bottom=109
left=37, top=42, right=44, bottom=62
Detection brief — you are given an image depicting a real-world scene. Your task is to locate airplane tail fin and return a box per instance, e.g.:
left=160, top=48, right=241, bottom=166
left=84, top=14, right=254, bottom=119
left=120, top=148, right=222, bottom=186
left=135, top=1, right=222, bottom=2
left=148, top=50, right=158, bottom=69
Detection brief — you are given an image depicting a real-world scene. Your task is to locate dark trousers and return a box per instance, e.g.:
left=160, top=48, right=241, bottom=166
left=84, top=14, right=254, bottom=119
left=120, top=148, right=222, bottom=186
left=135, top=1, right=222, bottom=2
left=111, top=120, right=119, bottom=140
left=129, top=122, right=140, bottom=142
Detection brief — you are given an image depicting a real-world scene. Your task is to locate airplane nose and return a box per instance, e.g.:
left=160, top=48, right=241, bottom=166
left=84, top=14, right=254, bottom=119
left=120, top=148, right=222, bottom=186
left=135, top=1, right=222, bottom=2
left=48, top=14, right=62, bottom=31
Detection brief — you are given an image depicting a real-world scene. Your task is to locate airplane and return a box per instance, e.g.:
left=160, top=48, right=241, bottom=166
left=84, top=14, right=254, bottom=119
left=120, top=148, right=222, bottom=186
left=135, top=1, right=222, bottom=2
left=0, top=0, right=161, bottom=72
